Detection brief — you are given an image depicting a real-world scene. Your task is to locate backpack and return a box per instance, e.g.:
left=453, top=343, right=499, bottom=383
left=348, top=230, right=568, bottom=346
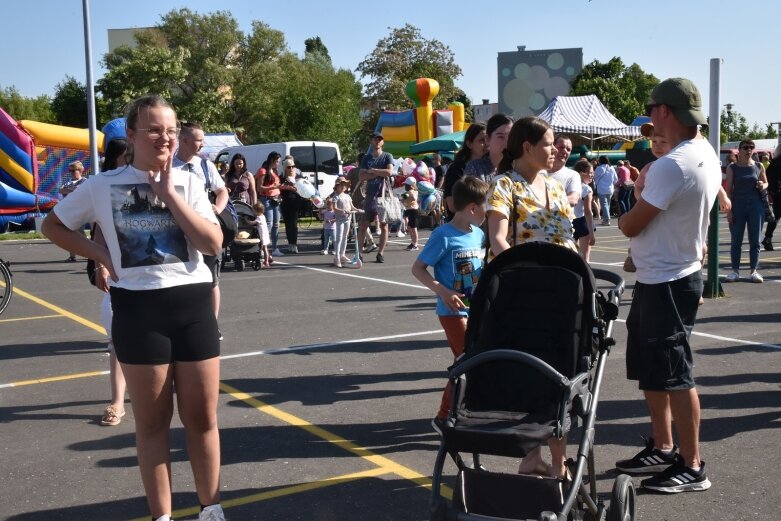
left=201, top=158, right=238, bottom=248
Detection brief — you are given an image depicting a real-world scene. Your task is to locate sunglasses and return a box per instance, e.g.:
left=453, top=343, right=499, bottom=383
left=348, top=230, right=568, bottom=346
left=645, top=103, right=663, bottom=116
left=740, top=145, right=755, bottom=150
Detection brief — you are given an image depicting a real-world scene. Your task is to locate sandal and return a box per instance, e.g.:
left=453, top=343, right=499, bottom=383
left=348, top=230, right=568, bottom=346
left=100, top=404, right=125, bottom=426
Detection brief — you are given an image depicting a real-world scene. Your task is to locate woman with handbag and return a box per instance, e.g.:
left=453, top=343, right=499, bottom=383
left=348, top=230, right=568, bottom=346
left=256, top=151, right=283, bottom=257
left=725, top=139, right=768, bottom=283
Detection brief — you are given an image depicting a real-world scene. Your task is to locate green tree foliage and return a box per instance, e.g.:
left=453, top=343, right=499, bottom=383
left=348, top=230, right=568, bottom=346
left=570, top=57, right=658, bottom=123
left=51, top=76, right=88, bottom=127
left=0, top=85, right=55, bottom=122
left=97, top=9, right=362, bottom=156
left=356, top=24, right=465, bottom=111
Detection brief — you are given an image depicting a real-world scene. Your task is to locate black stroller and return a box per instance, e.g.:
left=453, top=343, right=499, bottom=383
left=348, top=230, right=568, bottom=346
left=430, top=242, right=631, bottom=521
left=222, top=201, right=263, bottom=271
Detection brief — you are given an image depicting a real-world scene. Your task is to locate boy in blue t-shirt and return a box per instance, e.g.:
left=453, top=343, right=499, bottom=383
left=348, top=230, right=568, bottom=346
left=411, top=176, right=489, bottom=421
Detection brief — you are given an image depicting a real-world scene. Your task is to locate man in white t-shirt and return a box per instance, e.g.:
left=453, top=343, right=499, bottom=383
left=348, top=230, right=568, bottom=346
left=174, top=122, right=229, bottom=340
left=616, top=78, right=720, bottom=494
left=546, top=135, right=580, bottom=207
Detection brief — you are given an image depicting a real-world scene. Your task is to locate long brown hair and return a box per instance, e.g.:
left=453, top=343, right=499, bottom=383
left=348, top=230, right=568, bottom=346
left=497, top=117, right=551, bottom=174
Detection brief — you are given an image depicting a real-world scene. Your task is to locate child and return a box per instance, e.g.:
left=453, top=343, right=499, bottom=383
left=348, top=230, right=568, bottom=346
left=572, top=160, right=597, bottom=262
left=401, top=177, right=420, bottom=251
left=321, top=198, right=336, bottom=255
left=332, top=178, right=355, bottom=267
left=411, top=176, right=489, bottom=424
left=250, top=202, right=272, bottom=267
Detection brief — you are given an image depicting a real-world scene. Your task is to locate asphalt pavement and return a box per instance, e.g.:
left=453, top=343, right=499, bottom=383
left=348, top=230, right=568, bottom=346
left=0, top=215, right=779, bottom=521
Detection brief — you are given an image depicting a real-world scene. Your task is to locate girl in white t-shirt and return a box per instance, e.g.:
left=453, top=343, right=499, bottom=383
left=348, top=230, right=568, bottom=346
left=41, top=95, right=225, bottom=521
left=249, top=202, right=272, bottom=267
left=572, top=160, right=597, bottom=262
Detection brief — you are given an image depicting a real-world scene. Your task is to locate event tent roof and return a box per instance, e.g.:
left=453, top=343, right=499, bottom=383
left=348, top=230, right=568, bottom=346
left=409, top=130, right=465, bottom=154
left=537, top=95, right=641, bottom=140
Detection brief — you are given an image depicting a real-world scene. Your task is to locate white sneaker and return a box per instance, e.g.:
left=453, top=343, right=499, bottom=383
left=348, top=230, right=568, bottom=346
left=287, top=244, right=298, bottom=254
left=199, top=504, right=225, bottom=521
left=750, top=271, right=763, bottom=283
left=396, top=230, right=405, bottom=238
left=154, top=516, right=171, bottom=521
left=321, top=250, right=328, bottom=255
left=725, top=271, right=739, bottom=282
left=272, top=248, right=284, bottom=257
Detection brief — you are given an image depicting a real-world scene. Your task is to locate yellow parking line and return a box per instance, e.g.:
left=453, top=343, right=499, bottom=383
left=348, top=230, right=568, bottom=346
left=2, top=370, right=108, bottom=388
left=220, top=381, right=450, bottom=492
left=10, top=284, right=106, bottom=335
left=0, top=314, right=63, bottom=323
left=131, top=467, right=392, bottom=521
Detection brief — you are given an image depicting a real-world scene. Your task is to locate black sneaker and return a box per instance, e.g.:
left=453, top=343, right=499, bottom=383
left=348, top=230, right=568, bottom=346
left=762, top=237, right=774, bottom=251
left=375, top=252, right=385, bottom=263
left=615, top=437, right=677, bottom=474
left=641, top=454, right=712, bottom=493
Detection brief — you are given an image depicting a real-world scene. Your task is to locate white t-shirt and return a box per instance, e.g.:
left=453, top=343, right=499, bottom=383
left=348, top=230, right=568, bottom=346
left=53, top=165, right=218, bottom=290
left=173, top=156, right=225, bottom=192
left=630, top=138, right=721, bottom=284
left=548, top=167, right=580, bottom=203
left=255, top=214, right=270, bottom=246
left=574, top=183, right=593, bottom=219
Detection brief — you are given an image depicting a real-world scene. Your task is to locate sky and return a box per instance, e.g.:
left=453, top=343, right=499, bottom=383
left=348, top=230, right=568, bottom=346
left=2, top=0, right=779, bottom=132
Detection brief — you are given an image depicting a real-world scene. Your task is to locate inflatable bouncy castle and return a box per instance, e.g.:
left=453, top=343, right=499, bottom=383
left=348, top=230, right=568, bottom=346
left=375, top=78, right=466, bottom=157
left=0, top=107, right=105, bottom=229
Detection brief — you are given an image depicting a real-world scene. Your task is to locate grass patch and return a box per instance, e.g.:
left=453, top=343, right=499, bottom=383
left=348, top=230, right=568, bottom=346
left=0, top=232, right=46, bottom=241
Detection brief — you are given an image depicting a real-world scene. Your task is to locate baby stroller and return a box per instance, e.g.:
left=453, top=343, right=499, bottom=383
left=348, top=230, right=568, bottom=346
left=223, top=201, right=263, bottom=271
left=430, top=242, right=630, bottom=521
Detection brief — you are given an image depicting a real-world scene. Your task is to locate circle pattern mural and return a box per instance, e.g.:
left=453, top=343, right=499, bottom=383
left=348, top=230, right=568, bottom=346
left=497, top=48, right=583, bottom=118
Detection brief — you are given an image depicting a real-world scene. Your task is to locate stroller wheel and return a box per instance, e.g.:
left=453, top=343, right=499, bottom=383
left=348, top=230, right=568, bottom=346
left=607, top=474, right=635, bottom=521
left=235, top=260, right=245, bottom=271
left=253, top=261, right=261, bottom=271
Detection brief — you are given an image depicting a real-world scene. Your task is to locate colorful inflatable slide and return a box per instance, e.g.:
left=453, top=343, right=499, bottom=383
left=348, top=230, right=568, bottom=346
left=0, top=108, right=104, bottom=229
left=375, top=78, right=466, bottom=157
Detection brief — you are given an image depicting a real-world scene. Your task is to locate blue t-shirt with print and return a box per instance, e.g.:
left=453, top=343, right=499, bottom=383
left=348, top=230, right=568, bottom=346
left=360, top=152, right=394, bottom=199
left=417, top=222, right=485, bottom=317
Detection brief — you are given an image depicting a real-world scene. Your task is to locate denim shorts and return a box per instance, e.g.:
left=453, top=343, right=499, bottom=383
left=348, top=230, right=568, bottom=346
left=626, top=271, right=702, bottom=391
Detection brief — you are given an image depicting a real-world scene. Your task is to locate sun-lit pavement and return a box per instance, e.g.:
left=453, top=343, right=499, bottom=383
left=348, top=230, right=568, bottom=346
left=1, top=214, right=779, bottom=520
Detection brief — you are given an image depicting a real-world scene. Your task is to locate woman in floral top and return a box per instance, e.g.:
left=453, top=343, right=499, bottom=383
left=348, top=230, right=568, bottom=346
left=487, top=116, right=576, bottom=256
left=485, top=116, right=575, bottom=479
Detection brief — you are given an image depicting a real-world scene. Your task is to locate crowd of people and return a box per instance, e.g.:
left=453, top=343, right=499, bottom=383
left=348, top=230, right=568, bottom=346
left=45, top=76, right=773, bottom=519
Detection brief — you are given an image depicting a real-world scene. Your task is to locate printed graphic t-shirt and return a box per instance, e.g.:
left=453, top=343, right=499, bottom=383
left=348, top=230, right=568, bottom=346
left=53, top=165, right=218, bottom=290
left=417, top=222, right=485, bottom=317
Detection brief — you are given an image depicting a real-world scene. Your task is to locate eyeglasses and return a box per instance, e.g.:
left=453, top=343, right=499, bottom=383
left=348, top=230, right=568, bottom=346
left=740, top=145, right=755, bottom=150
left=134, top=127, right=180, bottom=140
left=645, top=103, right=663, bottom=116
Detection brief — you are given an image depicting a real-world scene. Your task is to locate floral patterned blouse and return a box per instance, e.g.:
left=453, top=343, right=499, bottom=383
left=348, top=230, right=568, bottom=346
left=487, top=171, right=576, bottom=252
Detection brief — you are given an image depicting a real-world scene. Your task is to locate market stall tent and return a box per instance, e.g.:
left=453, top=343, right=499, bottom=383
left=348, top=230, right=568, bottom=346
left=538, top=95, right=641, bottom=146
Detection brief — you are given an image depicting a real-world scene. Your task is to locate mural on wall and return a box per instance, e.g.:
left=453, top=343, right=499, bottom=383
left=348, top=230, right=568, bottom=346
left=497, top=47, right=583, bottom=118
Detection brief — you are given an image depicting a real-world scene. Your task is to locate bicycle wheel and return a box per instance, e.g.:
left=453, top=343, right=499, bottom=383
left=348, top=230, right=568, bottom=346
left=0, top=259, right=12, bottom=316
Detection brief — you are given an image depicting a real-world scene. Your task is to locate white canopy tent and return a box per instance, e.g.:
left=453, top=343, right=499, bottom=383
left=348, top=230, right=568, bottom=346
left=537, top=95, right=642, bottom=146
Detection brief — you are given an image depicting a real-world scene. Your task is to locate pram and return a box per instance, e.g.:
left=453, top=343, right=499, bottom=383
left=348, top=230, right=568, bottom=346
left=222, top=201, right=263, bottom=271
left=430, top=242, right=631, bottom=521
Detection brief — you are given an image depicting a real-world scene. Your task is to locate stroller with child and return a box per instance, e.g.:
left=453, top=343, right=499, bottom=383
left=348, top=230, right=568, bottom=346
left=430, top=242, right=631, bottom=521
left=222, top=201, right=263, bottom=271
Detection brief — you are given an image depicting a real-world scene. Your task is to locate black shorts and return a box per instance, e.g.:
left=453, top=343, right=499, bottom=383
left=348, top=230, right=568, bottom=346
left=626, top=271, right=702, bottom=391
left=362, top=198, right=379, bottom=223
left=203, top=253, right=221, bottom=287
left=110, top=283, right=220, bottom=365
left=572, top=216, right=593, bottom=240
left=404, top=208, right=419, bottom=228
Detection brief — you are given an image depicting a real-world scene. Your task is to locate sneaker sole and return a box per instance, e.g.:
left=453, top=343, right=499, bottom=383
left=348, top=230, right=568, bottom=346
left=615, top=463, right=672, bottom=474
left=643, top=477, right=711, bottom=493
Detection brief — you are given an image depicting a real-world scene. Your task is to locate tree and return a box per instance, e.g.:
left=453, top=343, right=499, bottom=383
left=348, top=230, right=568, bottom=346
left=570, top=57, right=658, bottom=123
left=356, top=24, right=464, bottom=111
left=304, top=36, right=332, bottom=68
left=51, top=76, right=89, bottom=127
left=0, top=85, right=55, bottom=122
left=98, top=9, right=241, bottom=130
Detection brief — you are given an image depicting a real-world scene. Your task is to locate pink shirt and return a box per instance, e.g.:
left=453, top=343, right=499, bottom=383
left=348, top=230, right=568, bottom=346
left=617, top=166, right=631, bottom=186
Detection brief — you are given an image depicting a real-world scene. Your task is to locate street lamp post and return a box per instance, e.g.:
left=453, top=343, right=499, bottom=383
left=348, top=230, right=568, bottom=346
left=724, top=103, right=734, bottom=142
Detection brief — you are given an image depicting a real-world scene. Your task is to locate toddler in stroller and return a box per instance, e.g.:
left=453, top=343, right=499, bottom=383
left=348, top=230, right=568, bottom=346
left=223, top=201, right=264, bottom=271
left=430, top=242, right=632, bottom=521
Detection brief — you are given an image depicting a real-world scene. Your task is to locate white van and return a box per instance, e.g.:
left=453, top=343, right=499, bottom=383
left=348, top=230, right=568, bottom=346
left=215, top=141, right=342, bottom=197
